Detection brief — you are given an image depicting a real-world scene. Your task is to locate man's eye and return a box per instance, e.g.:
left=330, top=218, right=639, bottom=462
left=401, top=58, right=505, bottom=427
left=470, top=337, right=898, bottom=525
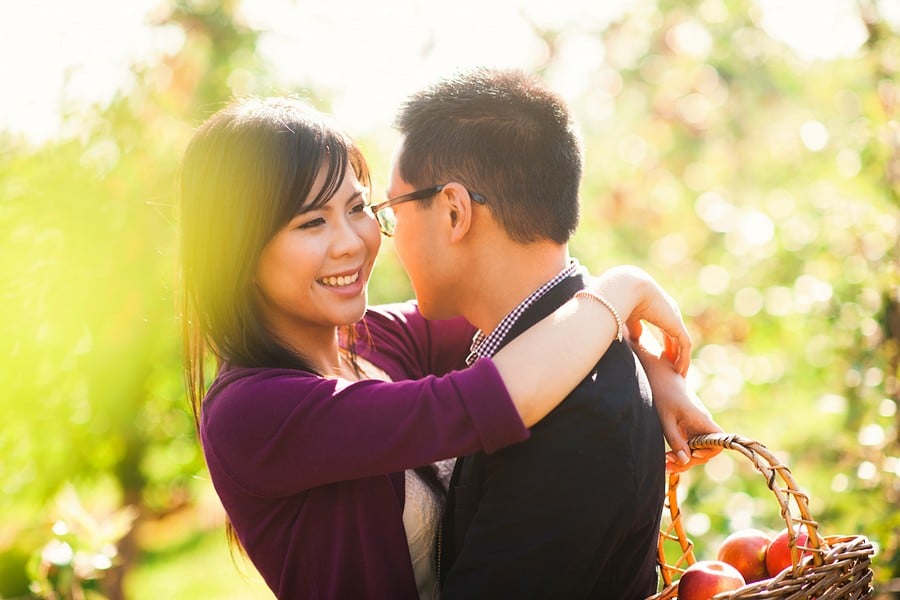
left=297, top=217, right=325, bottom=230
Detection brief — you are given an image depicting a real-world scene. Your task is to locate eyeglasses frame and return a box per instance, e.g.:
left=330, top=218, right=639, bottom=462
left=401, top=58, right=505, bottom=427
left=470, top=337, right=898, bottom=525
left=369, top=183, right=486, bottom=236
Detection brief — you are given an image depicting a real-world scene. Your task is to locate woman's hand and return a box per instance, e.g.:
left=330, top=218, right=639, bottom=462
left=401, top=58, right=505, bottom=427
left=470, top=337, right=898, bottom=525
left=589, top=266, right=691, bottom=376
left=497, top=264, right=694, bottom=429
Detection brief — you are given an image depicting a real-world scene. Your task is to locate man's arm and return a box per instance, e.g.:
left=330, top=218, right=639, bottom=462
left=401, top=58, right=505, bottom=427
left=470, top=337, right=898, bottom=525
left=629, top=332, right=724, bottom=472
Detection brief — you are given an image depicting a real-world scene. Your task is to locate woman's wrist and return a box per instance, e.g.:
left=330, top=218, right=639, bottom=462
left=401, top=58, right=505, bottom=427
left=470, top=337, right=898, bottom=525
left=584, top=264, right=691, bottom=375
left=574, top=290, right=624, bottom=342
left=586, top=266, right=645, bottom=323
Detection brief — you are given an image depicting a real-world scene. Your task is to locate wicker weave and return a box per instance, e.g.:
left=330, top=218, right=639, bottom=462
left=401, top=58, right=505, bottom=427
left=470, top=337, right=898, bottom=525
left=648, top=433, right=875, bottom=600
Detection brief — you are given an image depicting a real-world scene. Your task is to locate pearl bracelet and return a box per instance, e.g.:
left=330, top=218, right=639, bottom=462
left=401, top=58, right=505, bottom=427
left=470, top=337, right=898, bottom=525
left=574, top=290, right=625, bottom=343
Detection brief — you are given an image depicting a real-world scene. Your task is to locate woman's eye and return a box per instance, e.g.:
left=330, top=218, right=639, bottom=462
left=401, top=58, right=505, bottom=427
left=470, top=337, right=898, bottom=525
left=297, top=217, right=325, bottom=230
left=350, top=202, right=367, bottom=215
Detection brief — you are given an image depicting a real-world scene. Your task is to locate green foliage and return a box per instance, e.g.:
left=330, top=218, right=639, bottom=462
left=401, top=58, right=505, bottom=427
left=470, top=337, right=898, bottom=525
left=26, top=485, right=136, bottom=599
left=1, top=1, right=266, bottom=596
left=564, top=0, right=899, bottom=588
left=1, top=0, right=897, bottom=596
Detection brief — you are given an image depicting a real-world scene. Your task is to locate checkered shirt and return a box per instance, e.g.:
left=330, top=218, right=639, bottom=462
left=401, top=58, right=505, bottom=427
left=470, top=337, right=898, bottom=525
left=465, top=260, right=581, bottom=366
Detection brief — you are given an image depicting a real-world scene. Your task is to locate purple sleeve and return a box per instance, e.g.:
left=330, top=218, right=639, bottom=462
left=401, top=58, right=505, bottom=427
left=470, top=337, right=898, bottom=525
left=356, top=302, right=476, bottom=381
left=201, top=360, right=528, bottom=497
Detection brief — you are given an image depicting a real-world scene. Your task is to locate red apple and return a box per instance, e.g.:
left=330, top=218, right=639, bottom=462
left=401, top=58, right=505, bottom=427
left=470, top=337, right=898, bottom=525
left=678, top=560, right=746, bottom=600
left=765, top=526, right=811, bottom=577
left=716, top=528, right=772, bottom=583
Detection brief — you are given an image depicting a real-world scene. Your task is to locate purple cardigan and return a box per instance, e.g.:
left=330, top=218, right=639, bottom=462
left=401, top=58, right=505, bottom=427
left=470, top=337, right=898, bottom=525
left=200, top=303, right=530, bottom=598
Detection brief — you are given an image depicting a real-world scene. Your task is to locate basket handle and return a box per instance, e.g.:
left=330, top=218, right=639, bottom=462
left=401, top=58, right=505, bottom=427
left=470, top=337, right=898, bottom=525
left=659, top=433, right=827, bottom=586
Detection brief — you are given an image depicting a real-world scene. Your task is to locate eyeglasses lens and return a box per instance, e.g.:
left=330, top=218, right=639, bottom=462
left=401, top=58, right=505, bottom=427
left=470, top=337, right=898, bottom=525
left=376, top=206, right=396, bottom=236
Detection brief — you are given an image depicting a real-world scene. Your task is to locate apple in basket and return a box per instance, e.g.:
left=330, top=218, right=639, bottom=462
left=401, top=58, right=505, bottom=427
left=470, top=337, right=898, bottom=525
left=716, top=528, right=772, bottom=583
left=678, top=560, right=746, bottom=600
left=765, top=526, right=811, bottom=577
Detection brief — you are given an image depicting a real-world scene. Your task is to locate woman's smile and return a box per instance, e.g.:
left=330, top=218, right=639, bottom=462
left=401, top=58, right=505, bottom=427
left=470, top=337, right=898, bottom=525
left=316, top=268, right=368, bottom=299
left=318, top=270, right=361, bottom=288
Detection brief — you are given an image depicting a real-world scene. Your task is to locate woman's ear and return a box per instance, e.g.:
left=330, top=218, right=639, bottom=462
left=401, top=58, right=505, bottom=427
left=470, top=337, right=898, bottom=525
left=442, top=182, right=474, bottom=244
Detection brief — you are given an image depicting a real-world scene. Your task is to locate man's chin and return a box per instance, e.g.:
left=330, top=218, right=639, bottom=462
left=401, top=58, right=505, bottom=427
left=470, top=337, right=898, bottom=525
left=415, top=300, right=458, bottom=321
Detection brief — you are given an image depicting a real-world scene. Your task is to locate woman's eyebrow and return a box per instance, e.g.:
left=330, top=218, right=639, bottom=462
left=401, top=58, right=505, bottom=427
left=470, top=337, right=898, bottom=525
left=343, top=188, right=367, bottom=204
left=297, top=188, right=366, bottom=216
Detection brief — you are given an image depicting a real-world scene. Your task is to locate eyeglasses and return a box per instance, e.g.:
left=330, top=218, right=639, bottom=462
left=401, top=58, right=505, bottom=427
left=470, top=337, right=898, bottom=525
left=369, top=183, right=486, bottom=237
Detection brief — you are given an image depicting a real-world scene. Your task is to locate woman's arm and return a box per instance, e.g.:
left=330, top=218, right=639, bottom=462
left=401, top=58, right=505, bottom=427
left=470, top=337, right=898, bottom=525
left=357, top=303, right=475, bottom=379
left=364, top=273, right=715, bottom=465
left=364, top=269, right=719, bottom=469
left=493, top=265, right=690, bottom=427
left=204, top=266, right=687, bottom=494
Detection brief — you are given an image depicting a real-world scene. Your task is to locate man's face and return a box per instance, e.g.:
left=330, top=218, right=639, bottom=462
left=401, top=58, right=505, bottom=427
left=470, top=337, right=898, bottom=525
left=385, top=139, right=456, bottom=319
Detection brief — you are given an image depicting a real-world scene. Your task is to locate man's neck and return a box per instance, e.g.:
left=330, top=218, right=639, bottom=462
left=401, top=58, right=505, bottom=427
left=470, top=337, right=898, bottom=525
left=462, top=241, right=570, bottom=334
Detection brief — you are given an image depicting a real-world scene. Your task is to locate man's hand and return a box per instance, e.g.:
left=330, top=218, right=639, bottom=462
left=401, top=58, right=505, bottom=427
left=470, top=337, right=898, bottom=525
left=659, top=387, right=724, bottom=473
left=631, top=331, right=724, bottom=473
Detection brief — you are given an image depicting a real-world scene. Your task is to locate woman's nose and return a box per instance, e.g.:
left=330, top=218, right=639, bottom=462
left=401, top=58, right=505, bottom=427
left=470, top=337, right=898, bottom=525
left=330, top=215, right=366, bottom=257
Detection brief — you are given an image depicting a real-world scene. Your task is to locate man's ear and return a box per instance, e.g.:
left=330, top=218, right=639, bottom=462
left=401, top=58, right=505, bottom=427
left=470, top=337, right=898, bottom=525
left=442, top=182, right=474, bottom=244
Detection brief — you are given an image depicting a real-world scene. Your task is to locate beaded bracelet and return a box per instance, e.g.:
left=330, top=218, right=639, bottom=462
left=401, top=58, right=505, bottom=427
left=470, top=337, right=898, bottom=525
left=574, top=290, right=625, bottom=343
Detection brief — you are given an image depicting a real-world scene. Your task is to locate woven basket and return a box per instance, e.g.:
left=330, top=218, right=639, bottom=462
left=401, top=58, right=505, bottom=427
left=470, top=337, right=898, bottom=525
left=648, top=433, right=875, bottom=600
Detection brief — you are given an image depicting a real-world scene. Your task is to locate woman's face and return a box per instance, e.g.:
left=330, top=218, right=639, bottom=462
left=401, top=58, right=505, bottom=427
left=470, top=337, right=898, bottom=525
left=253, top=167, right=380, bottom=345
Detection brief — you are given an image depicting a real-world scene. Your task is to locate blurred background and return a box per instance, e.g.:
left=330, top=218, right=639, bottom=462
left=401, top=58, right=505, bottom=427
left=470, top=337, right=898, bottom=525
left=1, top=0, right=898, bottom=597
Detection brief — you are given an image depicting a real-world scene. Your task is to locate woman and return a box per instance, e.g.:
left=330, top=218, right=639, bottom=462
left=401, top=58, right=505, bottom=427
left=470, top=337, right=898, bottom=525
left=179, top=96, right=712, bottom=599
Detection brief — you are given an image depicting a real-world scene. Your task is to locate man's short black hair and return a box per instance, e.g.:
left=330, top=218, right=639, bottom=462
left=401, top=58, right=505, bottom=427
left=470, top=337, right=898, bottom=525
left=394, top=68, right=582, bottom=244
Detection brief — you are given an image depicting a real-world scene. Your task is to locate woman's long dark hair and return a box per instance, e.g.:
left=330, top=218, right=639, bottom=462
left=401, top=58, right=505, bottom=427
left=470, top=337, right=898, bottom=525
left=180, top=97, right=370, bottom=422
left=179, top=97, right=373, bottom=552
left=178, top=97, right=444, bottom=553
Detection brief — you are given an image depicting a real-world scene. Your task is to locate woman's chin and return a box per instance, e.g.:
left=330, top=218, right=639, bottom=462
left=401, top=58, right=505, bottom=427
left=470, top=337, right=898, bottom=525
left=334, top=295, right=368, bottom=327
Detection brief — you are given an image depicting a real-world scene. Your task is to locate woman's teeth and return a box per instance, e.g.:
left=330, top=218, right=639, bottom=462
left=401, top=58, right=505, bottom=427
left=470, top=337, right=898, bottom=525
left=320, top=272, right=359, bottom=287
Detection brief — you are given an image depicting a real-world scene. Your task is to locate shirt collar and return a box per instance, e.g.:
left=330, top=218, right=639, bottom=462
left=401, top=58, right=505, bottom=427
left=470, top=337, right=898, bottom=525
left=466, top=259, right=581, bottom=366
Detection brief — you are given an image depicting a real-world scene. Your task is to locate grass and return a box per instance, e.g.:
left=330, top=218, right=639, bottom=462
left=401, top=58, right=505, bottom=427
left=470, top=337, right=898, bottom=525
left=123, top=487, right=273, bottom=600
left=125, top=526, right=272, bottom=599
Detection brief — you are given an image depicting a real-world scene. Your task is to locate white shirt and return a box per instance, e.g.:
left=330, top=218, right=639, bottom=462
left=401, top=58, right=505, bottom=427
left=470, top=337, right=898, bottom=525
left=403, top=459, right=455, bottom=600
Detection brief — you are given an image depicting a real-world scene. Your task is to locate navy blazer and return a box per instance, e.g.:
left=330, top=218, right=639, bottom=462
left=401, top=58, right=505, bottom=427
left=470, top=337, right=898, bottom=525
left=438, top=274, right=665, bottom=599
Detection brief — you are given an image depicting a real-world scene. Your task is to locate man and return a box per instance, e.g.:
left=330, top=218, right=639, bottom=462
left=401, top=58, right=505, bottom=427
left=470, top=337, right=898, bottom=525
left=378, top=68, right=673, bottom=598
